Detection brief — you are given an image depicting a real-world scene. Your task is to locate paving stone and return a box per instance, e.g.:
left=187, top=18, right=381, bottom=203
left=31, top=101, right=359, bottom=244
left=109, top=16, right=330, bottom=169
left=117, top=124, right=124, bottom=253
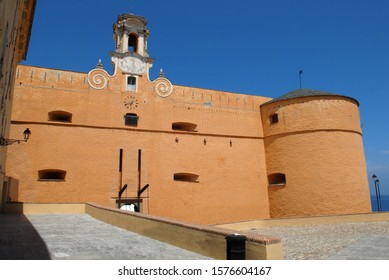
left=247, top=222, right=389, bottom=260
left=5, top=213, right=389, bottom=260
left=0, top=214, right=211, bottom=260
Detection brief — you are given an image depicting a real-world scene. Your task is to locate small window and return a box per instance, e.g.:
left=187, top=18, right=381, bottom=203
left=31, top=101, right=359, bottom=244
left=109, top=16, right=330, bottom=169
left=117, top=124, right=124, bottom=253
left=270, top=114, right=278, bottom=124
left=128, top=34, right=138, bottom=53
left=115, top=198, right=143, bottom=212
left=48, top=111, right=72, bottom=123
left=172, top=122, right=197, bottom=132
left=124, top=113, right=138, bottom=126
left=268, top=173, right=286, bottom=186
left=174, top=173, right=199, bottom=183
left=127, top=76, right=137, bottom=91
left=38, top=169, right=66, bottom=181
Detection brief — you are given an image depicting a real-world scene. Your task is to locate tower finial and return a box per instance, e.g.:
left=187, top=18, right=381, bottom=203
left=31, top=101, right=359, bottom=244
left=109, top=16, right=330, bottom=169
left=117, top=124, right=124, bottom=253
left=158, top=69, right=165, bottom=78
left=298, top=70, right=303, bottom=89
left=96, top=59, right=104, bottom=69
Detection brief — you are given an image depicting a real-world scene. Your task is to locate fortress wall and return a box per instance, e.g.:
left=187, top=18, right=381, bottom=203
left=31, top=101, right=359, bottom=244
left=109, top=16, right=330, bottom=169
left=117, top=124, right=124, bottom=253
left=7, top=121, right=270, bottom=224
left=7, top=65, right=271, bottom=225
left=262, top=96, right=362, bottom=136
left=14, top=65, right=269, bottom=137
left=261, top=96, right=371, bottom=218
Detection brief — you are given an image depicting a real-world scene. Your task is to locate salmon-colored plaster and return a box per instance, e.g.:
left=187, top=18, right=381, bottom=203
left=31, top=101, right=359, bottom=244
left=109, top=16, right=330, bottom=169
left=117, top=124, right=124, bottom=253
left=261, top=96, right=371, bottom=218
left=7, top=64, right=271, bottom=224
left=5, top=13, right=372, bottom=224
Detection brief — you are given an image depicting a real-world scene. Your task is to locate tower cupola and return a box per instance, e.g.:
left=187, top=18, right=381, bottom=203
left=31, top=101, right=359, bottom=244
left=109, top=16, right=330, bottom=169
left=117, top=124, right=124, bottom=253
left=110, top=13, right=154, bottom=77
left=113, top=13, right=150, bottom=57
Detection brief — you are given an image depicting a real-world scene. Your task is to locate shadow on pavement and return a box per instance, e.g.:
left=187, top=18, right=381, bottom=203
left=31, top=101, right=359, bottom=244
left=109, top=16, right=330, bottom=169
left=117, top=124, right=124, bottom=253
left=0, top=214, right=51, bottom=260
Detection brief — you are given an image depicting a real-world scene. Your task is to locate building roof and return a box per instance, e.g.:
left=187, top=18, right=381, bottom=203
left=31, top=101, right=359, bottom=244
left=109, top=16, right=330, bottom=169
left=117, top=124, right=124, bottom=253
left=116, top=13, right=148, bottom=26
left=262, top=88, right=359, bottom=106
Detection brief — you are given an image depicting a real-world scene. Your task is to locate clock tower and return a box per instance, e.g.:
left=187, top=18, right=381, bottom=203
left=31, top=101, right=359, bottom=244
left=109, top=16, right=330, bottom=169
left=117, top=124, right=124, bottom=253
left=88, top=12, right=172, bottom=95
left=110, top=13, right=154, bottom=85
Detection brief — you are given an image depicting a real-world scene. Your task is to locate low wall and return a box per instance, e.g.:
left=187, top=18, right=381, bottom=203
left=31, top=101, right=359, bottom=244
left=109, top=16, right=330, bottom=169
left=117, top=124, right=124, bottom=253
left=85, top=203, right=283, bottom=260
left=217, top=212, right=389, bottom=230
left=5, top=202, right=85, bottom=214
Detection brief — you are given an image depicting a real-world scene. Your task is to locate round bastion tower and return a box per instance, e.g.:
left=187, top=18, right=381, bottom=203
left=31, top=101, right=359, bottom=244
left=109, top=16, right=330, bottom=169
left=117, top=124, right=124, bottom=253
left=260, top=89, right=372, bottom=218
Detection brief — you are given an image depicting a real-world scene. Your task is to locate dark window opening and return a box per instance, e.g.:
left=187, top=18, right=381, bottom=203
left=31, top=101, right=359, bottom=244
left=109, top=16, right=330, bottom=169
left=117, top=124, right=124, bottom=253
left=268, top=173, right=286, bottom=186
left=127, top=76, right=136, bottom=91
left=128, top=34, right=138, bottom=53
left=270, top=114, right=278, bottom=124
left=174, top=173, right=199, bottom=183
left=124, top=113, right=138, bottom=126
left=48, top=111, right=72, bottom=123
left=172, top=122, right=198, bottom=132
left=38, top=169, right=66, bottom=181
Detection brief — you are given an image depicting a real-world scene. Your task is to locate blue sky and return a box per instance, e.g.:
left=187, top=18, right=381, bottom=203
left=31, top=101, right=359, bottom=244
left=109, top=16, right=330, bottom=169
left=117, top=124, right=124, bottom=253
left=23, top=0, right=389, bottom=196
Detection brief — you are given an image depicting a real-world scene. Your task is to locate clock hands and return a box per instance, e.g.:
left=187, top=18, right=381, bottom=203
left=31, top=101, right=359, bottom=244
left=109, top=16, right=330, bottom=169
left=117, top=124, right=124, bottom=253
left=124, top=96, right=139, bottom=109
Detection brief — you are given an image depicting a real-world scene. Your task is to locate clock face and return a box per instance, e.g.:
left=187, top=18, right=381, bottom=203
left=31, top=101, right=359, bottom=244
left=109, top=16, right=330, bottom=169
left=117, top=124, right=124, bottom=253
left=123, top=95, right=139, bottom=109
left=118, top=56, right=146, bottom=74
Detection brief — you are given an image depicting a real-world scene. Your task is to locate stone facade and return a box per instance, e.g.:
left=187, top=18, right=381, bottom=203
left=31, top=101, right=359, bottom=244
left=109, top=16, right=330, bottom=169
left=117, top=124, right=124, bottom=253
left=0, top=0, right=36, bottom=212
left=5, top=13, right=372, bottom=224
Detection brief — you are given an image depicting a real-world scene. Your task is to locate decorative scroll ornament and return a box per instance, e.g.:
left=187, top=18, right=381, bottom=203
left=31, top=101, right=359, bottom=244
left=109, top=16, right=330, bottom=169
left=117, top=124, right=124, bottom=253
left=87, top=59, right=117, bottom=90
left=154, top=69, right=173, bottom=98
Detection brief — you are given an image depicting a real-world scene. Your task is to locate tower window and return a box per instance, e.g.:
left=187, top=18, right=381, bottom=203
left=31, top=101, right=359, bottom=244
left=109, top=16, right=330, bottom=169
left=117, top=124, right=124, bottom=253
left=38, top=169, right=66, bottom=181
left=124, top=113, right=138, bottom=126
left=172, top=122, right=198, bottom=132
left=128, top=34, right=138, bottom=53
left=174, top=173, right=199, bottom=183
left=270, top=114, right=279, bottom=124
left=127, top=76, right=137, bottom=91
left=48, top=111, right=72, bottom=123
left=268, top=173, right=286, bottom=186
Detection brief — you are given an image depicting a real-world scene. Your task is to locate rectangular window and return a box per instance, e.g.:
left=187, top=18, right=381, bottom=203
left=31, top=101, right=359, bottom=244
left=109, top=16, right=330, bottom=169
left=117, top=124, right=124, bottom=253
left=268, top=173, right=286, bottom=186
left=172, top=122, right=198, bottom=132
left=124, top=113, right=138, bottom=126
left=174, top=173, right=199, bottom=183
left=38, top=169, right=66, bottom=181
left=270, top=114, right=279, bottom=124
left=126, top=76, right=137, bottom=91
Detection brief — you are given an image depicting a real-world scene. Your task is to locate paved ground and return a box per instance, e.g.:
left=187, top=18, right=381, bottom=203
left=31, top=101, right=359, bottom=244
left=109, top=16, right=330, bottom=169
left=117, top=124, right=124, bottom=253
left=2, top=213, right=389, bottom=260
left=0, top=214, right=211, bottom=260
left=246, top=222, right=389, bottom=260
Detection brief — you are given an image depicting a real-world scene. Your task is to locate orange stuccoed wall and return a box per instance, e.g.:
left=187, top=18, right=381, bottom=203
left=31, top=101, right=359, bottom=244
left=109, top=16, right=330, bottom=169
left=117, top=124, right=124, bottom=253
left=261, top=95, right=372, bottom=218
left=5, top=13, right=372, bottom=224
left=7, top=64, right=272, bottom=225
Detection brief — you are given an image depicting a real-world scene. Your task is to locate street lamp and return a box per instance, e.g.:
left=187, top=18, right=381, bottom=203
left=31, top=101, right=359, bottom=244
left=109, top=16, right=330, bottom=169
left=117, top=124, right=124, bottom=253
left=0, top=128, right=31, bottom=146
left=372, top=174, right=382, bottom=212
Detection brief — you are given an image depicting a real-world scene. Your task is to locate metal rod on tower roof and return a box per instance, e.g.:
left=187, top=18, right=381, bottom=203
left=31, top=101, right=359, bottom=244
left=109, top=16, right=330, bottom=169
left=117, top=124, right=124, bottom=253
left=299, top=70, right=303, bottom=89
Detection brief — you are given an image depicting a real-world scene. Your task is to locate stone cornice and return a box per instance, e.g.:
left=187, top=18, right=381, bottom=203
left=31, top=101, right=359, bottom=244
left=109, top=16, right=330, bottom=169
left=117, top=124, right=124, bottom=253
left=110, top=51, right=155, bottom=64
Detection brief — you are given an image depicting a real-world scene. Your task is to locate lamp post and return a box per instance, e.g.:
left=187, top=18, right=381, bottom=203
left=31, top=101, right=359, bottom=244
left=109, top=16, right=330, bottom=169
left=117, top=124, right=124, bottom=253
left=372, top=174, right=382, bottom=212
left=0, top=128, right=31, bottom=146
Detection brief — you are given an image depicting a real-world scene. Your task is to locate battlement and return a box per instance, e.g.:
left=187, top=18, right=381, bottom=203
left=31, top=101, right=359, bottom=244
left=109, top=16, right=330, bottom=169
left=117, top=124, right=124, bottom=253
left=16, top=65, right=271, bottom=113
left=16, top=65, right=90, bottom=90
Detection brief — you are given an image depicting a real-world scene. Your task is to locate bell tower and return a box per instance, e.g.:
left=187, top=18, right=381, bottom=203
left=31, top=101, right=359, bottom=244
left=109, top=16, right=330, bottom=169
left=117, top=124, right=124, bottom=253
left=110, top=13, right=154, bottom=79
left=113, top=13, right=150, bottom=56
left=88, top=12, right=171, bottom=94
